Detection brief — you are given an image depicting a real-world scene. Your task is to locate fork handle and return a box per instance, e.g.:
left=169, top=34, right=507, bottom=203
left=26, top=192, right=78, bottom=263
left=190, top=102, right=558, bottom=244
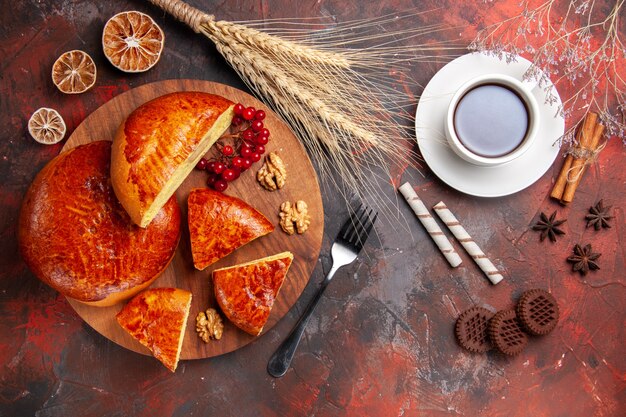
left=267, top=266, right=339, bottom=377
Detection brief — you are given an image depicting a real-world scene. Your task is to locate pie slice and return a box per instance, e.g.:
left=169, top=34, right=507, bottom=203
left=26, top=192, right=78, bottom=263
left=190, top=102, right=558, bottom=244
left=213, top=252, right=294, bottom=336
left=116, top=288, right=192, bottom=372
left=111, top=92, right=234, bottom=228
left=188, top=188, right=274, bottom=270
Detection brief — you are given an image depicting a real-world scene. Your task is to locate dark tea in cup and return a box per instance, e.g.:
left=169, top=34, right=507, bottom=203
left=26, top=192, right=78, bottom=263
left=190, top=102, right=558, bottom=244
left=445, top=74, right=539, bottom=167
left=453, top=83, right=529, bottom=158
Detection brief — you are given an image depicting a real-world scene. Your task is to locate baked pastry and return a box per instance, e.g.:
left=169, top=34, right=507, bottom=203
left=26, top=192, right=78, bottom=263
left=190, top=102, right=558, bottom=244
left=18, top=141, right=181, bottom=307
left=187, top=188, right=274, bottom=270
left=111, top=92, right=234, bottom=227
left=213, top=252, right=294, bottom=336
left=116, top=288, right=192, bottom=372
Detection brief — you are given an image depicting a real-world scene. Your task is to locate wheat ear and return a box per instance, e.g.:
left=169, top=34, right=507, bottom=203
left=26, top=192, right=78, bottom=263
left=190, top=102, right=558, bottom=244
left=147, top=0, right=351, bottom=68
left=146, top=0, right=464, bottom=220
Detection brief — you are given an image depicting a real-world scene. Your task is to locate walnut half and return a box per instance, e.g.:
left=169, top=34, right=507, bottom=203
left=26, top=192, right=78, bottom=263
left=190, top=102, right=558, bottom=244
left=195, top=308, right=224, bottom=342
left=257, top=152, right=287, bottom=191
left=279, top=200, right=311, bottom=235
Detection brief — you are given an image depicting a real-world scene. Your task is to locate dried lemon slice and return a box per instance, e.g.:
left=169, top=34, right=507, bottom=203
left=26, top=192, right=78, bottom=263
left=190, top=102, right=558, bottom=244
left=102, top=11, right=165, bottom=73
left=28, top=108, right=67, bottom=145
left=51, top=50, right=97, bottom=94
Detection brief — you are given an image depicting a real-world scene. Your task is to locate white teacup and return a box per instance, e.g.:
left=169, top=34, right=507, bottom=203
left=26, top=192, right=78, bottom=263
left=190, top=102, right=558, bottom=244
left=445, top=74, right=540, bottom=166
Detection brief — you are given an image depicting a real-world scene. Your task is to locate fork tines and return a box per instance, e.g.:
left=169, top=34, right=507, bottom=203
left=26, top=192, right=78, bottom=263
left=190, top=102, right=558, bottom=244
left=339, top=204, right=378, bottom=250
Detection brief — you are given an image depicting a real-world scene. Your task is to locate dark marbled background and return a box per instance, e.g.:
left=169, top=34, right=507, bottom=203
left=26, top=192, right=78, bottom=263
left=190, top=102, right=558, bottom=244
left=1, top=0, right=624, bottom=416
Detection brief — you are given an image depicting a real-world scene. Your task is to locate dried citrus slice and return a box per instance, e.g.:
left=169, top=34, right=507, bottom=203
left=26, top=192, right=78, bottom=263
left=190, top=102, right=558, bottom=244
left=51, top=50, right=97, bottom=94
left=28, top=108, right=67, bottom=145
left=102, top=11, right=165, bottom=73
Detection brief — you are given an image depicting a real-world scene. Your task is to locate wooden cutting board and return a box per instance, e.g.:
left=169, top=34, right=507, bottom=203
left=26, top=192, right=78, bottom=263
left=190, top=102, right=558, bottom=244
left=63, top=79, right=324, bottom=359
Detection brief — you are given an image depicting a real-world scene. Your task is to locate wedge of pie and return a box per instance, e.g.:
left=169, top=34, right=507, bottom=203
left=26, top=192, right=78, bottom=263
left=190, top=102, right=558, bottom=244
left=213, top=252, right=294, bottom=336
left=116, top=288, right=192, bottom=372
left=188, top=188, right=274, bottom=270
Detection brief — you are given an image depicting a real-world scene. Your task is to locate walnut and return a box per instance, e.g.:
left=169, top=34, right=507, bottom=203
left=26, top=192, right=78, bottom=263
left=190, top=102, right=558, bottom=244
left=257, top=152, right=287, bottom=191
left=279, top=200, right=311, bottom=235
left=195, top=308, right=224, bottom=342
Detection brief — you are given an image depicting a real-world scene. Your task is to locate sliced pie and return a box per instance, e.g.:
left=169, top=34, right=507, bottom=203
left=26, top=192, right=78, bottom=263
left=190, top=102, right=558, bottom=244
left=111, top=92, right=234, bottom=227
left=116, top=288, right=192, bottom=372
left=188, top=188, right=274, bottom=270
left=213, top=252, right=294, bottom=336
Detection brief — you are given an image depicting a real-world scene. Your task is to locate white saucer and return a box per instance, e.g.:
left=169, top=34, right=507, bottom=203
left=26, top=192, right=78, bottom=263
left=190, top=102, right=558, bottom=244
left=415, top=52, right=564, bottom=197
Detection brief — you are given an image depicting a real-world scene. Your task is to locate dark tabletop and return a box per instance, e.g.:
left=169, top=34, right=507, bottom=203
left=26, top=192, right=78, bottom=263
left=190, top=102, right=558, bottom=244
left=1, top=1, right=624, bottom=416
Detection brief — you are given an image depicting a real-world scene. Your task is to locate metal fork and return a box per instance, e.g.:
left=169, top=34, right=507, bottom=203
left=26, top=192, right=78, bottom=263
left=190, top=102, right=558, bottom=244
left=267, top=204, right=377, bottom=377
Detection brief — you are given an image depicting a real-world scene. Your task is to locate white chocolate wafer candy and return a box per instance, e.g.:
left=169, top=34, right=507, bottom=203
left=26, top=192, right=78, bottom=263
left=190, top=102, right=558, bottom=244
left=398, top=182, right=462, bottom=268
left=432, top=201, right=504, bottom=285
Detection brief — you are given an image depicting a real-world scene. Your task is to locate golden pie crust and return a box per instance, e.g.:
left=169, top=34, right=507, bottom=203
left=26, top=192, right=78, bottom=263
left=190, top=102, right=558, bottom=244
left=187, top=188, right=274, bottom=270
left=213, top=252, right=294, bottom=336
left=18, top=141, right=181, bottom=306
left=116, top=287, right=192, bottom=372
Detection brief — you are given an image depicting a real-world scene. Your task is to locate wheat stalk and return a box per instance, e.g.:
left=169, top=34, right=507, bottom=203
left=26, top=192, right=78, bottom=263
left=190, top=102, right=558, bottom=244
left=146, top=0, right=463, bottom=219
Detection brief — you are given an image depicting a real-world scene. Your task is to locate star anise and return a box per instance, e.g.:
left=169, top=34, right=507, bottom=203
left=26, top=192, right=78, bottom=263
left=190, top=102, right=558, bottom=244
left=566, top=244, right=601, bottom=276
left=585, top=199, right=613, bottom=230
left=532, top=211, right=566, bottom=242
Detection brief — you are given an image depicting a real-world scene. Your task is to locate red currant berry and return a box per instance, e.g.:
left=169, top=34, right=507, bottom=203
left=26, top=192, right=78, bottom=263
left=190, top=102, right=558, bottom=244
left=249, top=152, right=261, bottom=162
left=206, top=174, right=218, bottom=187
left=242, top=128, right=255, bottom=141
left=214, top=162, right=226, bottom=174
left=234, top=103, right=244, bottom=115
left=255, top=135, right=269, bottom=145
left=213, top=179, right=228, bottom=192
left=196, top=158, right=208, bottom=170
left=222, top=145, right=234, bottom=156
left=231, top=166, right=241, bottom=179
left=255, top=145, right=266, bottom=154
left=254, top=109, right=266, bottom=121
left=232, top=156, right=244, bottom=167
left=221, top=169, right=236, bottom=182
left=241, top=158, right=252, bottom=170
left=240, top=147, right=252, bottom=158
left=259, top=128, right=270, bottom=138
left=232, top=116, right=243, bottom=126
left=242, top=107, right=256, bottom=120
left=206, top=161, right=216, bottom=172
left=251, top=120, right=264, bottom=132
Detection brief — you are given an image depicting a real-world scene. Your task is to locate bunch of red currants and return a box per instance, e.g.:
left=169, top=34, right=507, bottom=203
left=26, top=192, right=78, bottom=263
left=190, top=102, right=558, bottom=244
left=195, top=103, right=270, bottom=192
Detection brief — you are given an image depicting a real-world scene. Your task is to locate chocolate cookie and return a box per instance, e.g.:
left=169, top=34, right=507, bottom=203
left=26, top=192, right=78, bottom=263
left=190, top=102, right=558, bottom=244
left=488, top=309, right=528, bottom=356
left=517, top=289, right=559, bottom=336
left=455, top=307, right=494, bottom=353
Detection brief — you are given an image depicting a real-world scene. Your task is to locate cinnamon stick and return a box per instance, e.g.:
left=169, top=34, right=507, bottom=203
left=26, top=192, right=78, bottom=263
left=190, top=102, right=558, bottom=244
left=561, top=121, right=605, bottom=203
left=550, top=112, right=598, bottom=201
left=549, top=155, right=573, bottom=199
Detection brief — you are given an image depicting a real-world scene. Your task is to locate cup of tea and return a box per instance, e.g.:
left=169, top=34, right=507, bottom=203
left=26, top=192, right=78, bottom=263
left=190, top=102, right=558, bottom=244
left=444, top=73, right=540, bottom=166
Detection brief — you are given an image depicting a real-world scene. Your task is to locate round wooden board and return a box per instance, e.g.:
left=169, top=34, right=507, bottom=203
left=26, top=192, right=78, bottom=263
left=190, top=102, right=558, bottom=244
left=63, top=79, right=323, bottom=359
